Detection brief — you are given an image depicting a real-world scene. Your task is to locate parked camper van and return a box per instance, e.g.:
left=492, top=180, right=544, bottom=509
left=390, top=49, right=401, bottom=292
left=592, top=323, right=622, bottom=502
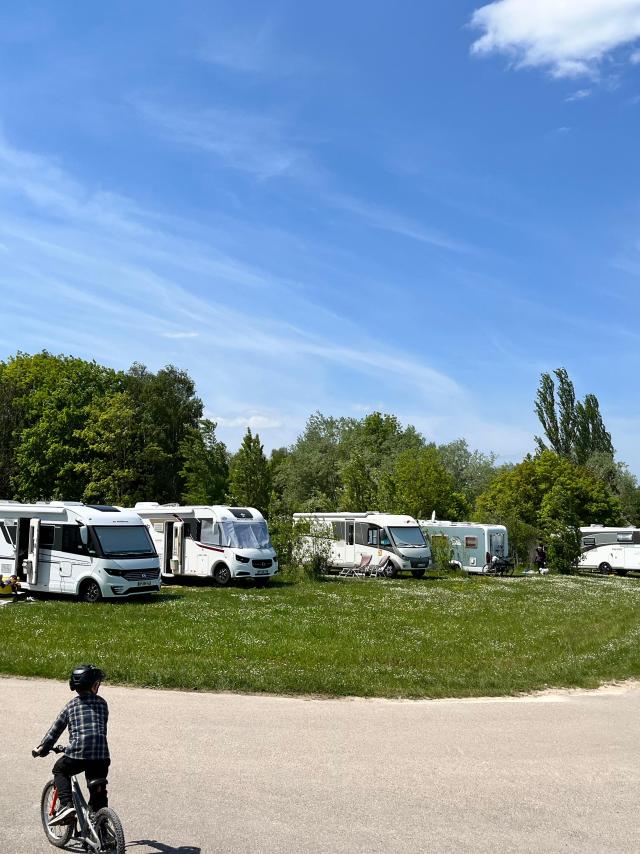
left=579, top=526, right=640, bottom=575
left=0, top=501, right=160, bottom=601
left=419, top=518, right=509, bottom=574
left=130, top=504, right=278, bottom=585
left=293, top=512, right=431, bottom=577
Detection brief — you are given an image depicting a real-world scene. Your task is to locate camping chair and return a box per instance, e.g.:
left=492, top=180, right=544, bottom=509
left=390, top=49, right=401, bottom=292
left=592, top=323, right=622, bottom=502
left=369, top=555, right=391, bottom=578
left=339, top=554, right=372, bottom=578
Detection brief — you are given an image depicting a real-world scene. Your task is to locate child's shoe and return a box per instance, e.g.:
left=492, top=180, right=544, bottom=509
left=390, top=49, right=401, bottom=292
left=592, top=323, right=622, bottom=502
left=49, top=805, right=76, bottom=826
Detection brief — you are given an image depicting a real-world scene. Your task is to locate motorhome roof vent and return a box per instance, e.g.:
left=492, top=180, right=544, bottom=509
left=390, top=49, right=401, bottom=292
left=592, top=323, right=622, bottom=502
left=86, top=505, right=120, bottom=512
left=230, top=508, right=253, bottom=519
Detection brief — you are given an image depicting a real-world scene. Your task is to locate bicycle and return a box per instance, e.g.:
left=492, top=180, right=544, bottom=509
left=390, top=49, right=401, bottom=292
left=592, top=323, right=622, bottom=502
left=483, top=555, right=515, bottom=576
left=32, top=744, right=125, bottom=853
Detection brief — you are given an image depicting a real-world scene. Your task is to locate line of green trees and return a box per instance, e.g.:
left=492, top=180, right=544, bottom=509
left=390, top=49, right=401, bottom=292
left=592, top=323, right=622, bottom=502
left=1, top=353, right=638, bottom=572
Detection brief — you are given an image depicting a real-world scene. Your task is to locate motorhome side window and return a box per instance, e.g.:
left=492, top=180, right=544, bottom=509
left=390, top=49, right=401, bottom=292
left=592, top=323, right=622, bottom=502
left=367, top=526, right=379, bottom=546
left=39, top=525, right=55, bottom=549
left=617, top=533, right=634, bottom=543
left=61, top=525, right=88, bottom=556
left=355, top=523, right=369, bottom=546
left=2, top=523, right=17, bottom=545
left=331, top=521, right=345, bottom=541
left=582, top=536, right=596, bottom=547
left=465, top=536, right=478, bottom=548
left=200, top=520, right=221, bottom=545
left=346, top=523, right=354, bottom=546
left=183, top=520, right=199, bottom=540
left=379, top=529, right=391, bottom=547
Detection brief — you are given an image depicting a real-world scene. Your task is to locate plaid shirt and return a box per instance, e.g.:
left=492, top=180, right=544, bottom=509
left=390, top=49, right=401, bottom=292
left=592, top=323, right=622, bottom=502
left=40, top=694, right=110, bottom=761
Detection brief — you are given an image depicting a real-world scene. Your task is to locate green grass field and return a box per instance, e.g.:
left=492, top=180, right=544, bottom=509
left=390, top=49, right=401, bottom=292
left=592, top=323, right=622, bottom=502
left=2, top=574, right=640, bottom=698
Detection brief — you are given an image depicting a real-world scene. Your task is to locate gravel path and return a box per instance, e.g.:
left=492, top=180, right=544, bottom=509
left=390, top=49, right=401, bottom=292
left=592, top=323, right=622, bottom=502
left=2, top=677, right=640, bottom=853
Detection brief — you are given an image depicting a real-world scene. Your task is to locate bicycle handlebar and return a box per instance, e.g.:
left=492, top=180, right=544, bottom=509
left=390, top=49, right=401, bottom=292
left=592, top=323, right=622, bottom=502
left=32, top=744, right=66, bottom=758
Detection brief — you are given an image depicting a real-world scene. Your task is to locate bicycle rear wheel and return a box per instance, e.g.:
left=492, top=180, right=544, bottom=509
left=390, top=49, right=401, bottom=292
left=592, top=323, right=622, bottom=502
left=40, top=780, right=74, bottom=848
left=94, top=806, right=125, bottom=854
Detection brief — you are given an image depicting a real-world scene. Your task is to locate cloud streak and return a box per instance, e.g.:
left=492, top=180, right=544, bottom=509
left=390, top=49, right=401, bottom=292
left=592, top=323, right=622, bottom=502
left=0, top=131, right=469, bottom=452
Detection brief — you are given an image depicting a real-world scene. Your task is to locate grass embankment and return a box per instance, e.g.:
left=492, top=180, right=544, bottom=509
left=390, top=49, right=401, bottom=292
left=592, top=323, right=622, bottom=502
left=2, top=575, right=640, bottom=698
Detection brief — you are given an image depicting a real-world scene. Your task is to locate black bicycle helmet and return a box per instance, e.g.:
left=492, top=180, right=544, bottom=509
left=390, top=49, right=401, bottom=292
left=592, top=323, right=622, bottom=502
left=69, top=664, right=105, bottom=691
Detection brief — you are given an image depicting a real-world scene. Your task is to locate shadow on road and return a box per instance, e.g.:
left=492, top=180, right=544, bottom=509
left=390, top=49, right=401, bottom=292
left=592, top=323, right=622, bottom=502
left=128, top=840, right=201, bottom=853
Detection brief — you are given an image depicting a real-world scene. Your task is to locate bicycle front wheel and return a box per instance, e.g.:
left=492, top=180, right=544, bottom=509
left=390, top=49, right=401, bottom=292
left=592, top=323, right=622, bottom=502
left=40, top=780, right=74, bottom=848
left=94, top=807, right=125, bottom=854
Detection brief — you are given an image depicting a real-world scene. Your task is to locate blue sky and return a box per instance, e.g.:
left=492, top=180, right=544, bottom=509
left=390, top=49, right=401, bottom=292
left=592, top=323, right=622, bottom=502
left=1, top=1, right=640, bottom=469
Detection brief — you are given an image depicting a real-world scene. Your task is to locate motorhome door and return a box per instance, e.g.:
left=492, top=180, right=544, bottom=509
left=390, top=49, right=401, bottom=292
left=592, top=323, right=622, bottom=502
left=345, top=521, right=356, bottom=566
left=27, top=518, right=41, bottom=584
left=162, top=522, right=173, bottom=574
left=13, top=517, right=31, bottom=580
left=171, top=521, right=185, bottom=574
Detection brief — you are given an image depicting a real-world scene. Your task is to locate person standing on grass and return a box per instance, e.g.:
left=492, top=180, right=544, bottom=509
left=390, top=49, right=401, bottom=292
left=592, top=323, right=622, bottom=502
left=533, top=543, right=547, bottom=573
left=33, top=664, right=110, bottom=825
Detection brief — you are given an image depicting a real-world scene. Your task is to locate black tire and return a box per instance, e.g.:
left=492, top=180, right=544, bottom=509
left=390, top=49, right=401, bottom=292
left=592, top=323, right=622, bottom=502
left=599, top=562, right=612, bottom=576
left=411, top=569, right=426, bottom=579
left=383, top=561, right=398, bottom=579
left=213, top=564, right=231, bottom=586
left=79, top=579, right=103, bottom=603
left=94, top=807, right=125, bottom=854
left=40, top=781, right=73, bottom=848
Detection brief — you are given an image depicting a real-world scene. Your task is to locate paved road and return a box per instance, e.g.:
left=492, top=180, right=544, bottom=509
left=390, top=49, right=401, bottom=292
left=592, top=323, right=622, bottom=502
left=2, top=677, right=639, bottom=854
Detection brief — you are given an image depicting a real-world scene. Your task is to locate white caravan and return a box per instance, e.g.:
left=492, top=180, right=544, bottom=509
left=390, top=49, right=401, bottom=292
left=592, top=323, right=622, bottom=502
left=579, top=526, right=640, bottom=575
left=0, top=501, right=160, bottom=601
left=130, top=504, right=278, bottom=585
left=419, top=518, right=509, bottom=574
left=293, top=512, right=431, bottom=577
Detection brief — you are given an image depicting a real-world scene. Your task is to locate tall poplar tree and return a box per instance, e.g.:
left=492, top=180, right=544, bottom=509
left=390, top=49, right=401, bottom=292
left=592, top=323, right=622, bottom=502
left=228, top=428, right=271, bottom=515
left=534, top=368, right=613, bottom=465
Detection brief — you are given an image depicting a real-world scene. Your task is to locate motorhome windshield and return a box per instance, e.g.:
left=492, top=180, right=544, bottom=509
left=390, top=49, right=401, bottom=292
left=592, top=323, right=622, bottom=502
left=93, top=525, right=155, bottom=558
left=389, top=526, right=427, bottom=548
left=200, top=519, right=271, bottom=549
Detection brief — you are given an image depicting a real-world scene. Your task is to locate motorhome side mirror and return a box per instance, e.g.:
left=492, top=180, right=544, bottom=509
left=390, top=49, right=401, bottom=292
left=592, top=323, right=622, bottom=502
left=79, top=526, right=88, bottom=546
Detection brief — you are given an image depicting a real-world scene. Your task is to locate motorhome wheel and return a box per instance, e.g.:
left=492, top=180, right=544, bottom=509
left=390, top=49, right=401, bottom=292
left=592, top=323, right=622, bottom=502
left=214, top=564, right=231, bottom=586
left=79, top=579, right=102, bottom=603
left=383, top=561, right=397, bottom=578
left=599, top=562, right=612, bottom=576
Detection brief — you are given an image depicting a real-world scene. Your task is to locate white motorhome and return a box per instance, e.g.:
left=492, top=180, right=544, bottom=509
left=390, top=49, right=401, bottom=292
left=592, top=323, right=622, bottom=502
left=419, top=518, right=509, bottom=574
left=579, top=526, right=640, bottom=576
left=293, top=512, right=431, bottom=578
left=129, top=504, right=278, bottom=585
left=0, top=501, right=160, bottom=601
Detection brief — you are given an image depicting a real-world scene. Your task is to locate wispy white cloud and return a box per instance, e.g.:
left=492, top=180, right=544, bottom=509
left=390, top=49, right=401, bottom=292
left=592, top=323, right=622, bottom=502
left=326, top=192, right=476, bottom=255
left=160, top=331, right=200, bottom=339
left=131, top=101, right=472, bottom=255
left=133, top=100, right=318, bottom=182
left=197, top=20, right=276, bottom=74
left=566, top=88, right=592, bottom=101
left=471, top=0, right=640, bottom=78
left=211, top=413, right=283, bottom=431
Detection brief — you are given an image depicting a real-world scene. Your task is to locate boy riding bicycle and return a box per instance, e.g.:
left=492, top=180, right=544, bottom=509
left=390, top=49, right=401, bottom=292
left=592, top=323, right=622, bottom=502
left=33, top=664, right=110, bottom=826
